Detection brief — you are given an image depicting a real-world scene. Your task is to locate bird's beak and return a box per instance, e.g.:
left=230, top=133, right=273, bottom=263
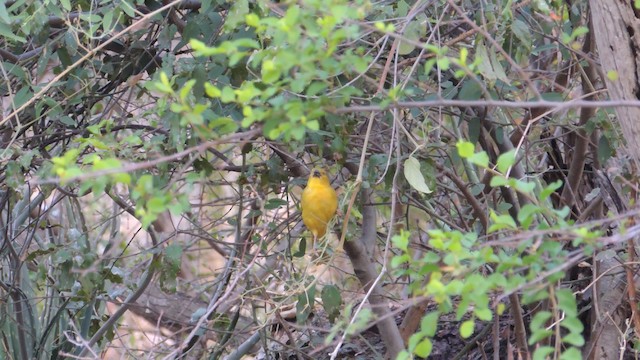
left=313, top=169, right=321, bottom=177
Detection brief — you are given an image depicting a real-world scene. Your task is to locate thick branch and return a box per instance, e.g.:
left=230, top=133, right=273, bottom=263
left=589, top=0, right=640, bottom=165
left=560, top=23, right=597, bottom=209
left=342, top=189, right=404, bottom=359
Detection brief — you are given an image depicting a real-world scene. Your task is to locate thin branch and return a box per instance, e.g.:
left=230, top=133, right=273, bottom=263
left=30, top=127, right=262, bottom=186
left=1, top=0, right=186, bottom=128
left=76, top=191, right=160, bottom=357
left=332, top=98, right=640, bottom=114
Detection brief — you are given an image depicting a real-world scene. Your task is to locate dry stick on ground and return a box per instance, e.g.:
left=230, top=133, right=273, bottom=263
left=342, top=188, right=405, bottom=359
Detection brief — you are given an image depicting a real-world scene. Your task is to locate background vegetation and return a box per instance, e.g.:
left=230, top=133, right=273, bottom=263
left=1, top=0, right=639, bottom=359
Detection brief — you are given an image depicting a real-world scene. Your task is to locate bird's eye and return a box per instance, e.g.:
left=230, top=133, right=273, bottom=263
left=313, top=170, right=321, bottom=177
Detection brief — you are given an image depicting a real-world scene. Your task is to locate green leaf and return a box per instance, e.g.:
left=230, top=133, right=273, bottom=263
left=490, top=176, right=509, bottom=187
left=517, top=204, right=541, bottom=228
left=457, top=141, right=489, bottom=167
left=511, top=19, right=532, bottom=47
left=390, top=254, right=410, bottom=268
left=261, top=59, right=281, bottom=83
left=164, top=244, right=183, bottom=267
left=391, top=230, right=410, bottom=251
left=458, top=80, right=483, bottom=100
left=154, top=72, right=174, bottom=94
left=529, top=311, right=552, bottom=345
left=221, top=87, right=236, bottom=103
left=321, top=285, right=342, bottom=323
left=210, top=117, right=239, bottom=134
left=60, top=0, right=71, bottom=11
left=264, top=198, right=287, bottom=210
left=540, top=180, right=562, bottom=201
left=204, top=82, right=222, bottom=99
left=398, top=19, right=425, bottom=55
left=235, top=82, right=261, bottom=103
left=559, top=347, right=582, bottom=360
left=179, top=79, right=196, bottom=101
left=597, top=134, right=613, bottom=164
left=147, top=196, right=167, bottom=210
left=529, top=329, right=553, bottom=345
left=468, top=117, right=481, bottom=144
left=420, top=312, right=439, bottom=337
left=404, top=156, right=432, bottom=194
left=408, top=332, right=422, bottom=351
left=513, top=179, right=535, bottom=194
left=0, top=2, right=10, bottom=24
left=457, top=141, right=475, bottom=158
left=12, top=87, right=33, bottom=108
left=0, top=22, right=26, bottom=43
left=345, top=308, right=373, bottom=335
left=556, top=288, right=578, bottom=317
left=226, top=0, right=249, bottom=28
left=532, top=346, right=555, bottom=360
left=245, top=13, right=260, bottom=27
left=561, top=316, right=584, bottom=335
left=112, top=172, right=131, bottom=185
left=488, top=211, right=517, bottom=232
left=554, top=206, right=571, bottom=219
left=460, top=319, right=474, bottom=338
left=414, top=338, right=432, bottom=357
left=102, top=10, right=114, bottom=32
left=488, top=47, right=509, bottom=84
left=468, top=151, right=490, bottom=168
left=474, top=307, right=492, bottom=321
left=160, top=244, right=183, bottom=292
left=296, top=284, right=316, bottom=324
left=396, top=351, right=411, bottom=360
left=561, top=332, right=584, bottom=347
left=541, top=92, right=564, bottom=102
left=424, top=58, right=437, bottom=75
left=496, top=149, right=517, bottom=173
left=306, top=81, right=327, bottom=96
left=476, top=43, right=507, bottom=83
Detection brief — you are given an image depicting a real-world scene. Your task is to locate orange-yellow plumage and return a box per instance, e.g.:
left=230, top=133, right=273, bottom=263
left=301, top=167, right=338, bottom=242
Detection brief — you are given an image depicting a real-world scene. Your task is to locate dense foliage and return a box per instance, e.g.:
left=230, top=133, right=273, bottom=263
left=0, top=0, right=636, bottom=359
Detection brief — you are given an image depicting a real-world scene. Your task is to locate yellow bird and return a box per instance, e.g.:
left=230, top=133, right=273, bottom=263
left=301, top=167, right=338, bottom=245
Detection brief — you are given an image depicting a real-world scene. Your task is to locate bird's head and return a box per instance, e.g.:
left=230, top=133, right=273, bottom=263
left=308, top=167, right=330, bottom=185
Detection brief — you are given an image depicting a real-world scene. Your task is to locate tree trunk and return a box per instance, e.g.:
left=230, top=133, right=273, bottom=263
left=589, top=0, right=640, bottom=164
left=585, top=2, right=640, bottom=357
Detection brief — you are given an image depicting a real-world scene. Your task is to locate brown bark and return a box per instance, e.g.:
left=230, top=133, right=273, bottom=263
left=583, top=257, right=627, bottom=360
left=559, top=25, right=597, bottom=209
left=586, top=2, right=640, bottom=358
left=399, top=299, right=429, bottom=343
left=589, top=0, right=640, bottom=165
left=343, top=188, right=405, bottom=359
